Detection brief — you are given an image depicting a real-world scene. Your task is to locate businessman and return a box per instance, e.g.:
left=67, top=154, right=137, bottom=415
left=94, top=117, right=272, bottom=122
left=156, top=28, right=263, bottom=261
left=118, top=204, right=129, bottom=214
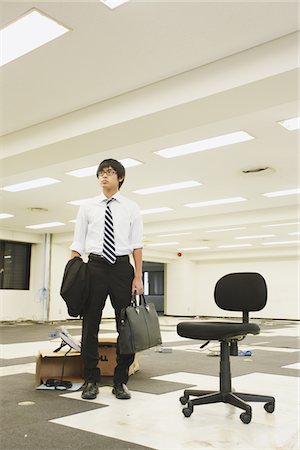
left=70, top=158, right=143, bottom=400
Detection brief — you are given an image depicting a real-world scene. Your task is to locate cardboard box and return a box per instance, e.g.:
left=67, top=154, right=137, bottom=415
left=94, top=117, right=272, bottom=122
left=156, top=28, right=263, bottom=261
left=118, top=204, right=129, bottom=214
left=36, top=338, right=139, bottom=386
left=97, top=337, right=140, bottom=376
left=35, top=349, right=83, bottom=386
left=97, top=338, right=117, bottom=376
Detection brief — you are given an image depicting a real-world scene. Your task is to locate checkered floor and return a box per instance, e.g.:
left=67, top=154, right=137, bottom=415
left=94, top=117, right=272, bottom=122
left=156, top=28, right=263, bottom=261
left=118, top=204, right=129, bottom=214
left=1, top=317, right=299, bottom=449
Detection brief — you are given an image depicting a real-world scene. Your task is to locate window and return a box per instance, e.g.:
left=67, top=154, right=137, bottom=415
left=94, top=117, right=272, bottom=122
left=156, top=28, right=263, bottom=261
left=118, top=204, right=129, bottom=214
left=0, top=240, right=31, bottom=290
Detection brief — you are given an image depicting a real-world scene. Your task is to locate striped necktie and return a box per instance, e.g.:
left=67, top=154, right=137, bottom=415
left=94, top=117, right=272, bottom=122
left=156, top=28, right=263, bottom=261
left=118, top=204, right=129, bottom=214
left=102, top=198, right=116, bottom=264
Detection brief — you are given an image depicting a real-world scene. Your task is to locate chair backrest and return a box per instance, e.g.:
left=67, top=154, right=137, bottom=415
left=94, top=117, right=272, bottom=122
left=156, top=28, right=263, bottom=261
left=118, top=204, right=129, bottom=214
left=214, top=272, right=267, bottom=312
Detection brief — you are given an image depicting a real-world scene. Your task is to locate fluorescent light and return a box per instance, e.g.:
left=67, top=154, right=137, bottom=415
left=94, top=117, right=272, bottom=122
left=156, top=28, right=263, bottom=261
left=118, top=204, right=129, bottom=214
left=218, top=244, right=253, bottom=249
left=26, top=222, right=64, bottom=229
left=66, top=158, right=142, bottom=178
left=262, top=222, right=300, bottom=228
left=69, top=219, right=77, bottom=223
left=278, top=117, right=300, bottom=131
left=67, top=198, right=94, bottom=206
left=0, top=213, right=14, bottom=219
left=185, top=197, right=247, bottom=208
left=141, top=207, right=173, bottom=215
left=134, top=180, right=201, bottom=195
left=235, top=234, right=275, bottom=240
left=177, top=246, right=209, bottom=251
left=0, top=9, right=70, bottom=67
left=288, top=231, right=300, bottom=236
left=154, top=131, right=254, bottom=158
left=263, top=188, right=300, bottom=197
left=146, top=242, right=179, bottom=247
left=120, top=158, right=142, bottom=168
left=205, top=227, right=246, bottom=233
left=262, top=240, right=300, bottom=246
left=158, top=232, right=192, bottom=237
left=99, top=0, right=129, bottom=9
left=1, top=177, right=61, bottom=192
left=66, top=166, right=97, bottom=178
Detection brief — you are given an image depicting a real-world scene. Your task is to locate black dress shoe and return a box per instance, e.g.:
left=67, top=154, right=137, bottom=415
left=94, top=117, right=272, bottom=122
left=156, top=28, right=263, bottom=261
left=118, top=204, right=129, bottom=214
left=81, top=382, right=99, bottom=399
left=112, top=383, right=131, bottom=399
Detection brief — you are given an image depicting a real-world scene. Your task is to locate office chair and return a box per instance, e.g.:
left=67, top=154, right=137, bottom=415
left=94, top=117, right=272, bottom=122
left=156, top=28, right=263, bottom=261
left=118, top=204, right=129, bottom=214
left=177, top=272, right=275, bottom=424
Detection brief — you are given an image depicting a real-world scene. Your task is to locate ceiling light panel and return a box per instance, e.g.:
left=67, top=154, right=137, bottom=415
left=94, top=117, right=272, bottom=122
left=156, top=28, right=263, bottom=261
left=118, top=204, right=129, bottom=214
left=140, top=207, right=173, bottom=215
left=99, top=0, right=129, bottom=9
left=158, top=232, right=192, bottom=237
left=262, top=240, right=300, bottom=246
left=205, top=227, right=246, bottom=233
left=154, top=131, right=254, bottom=158
left=278, top=116, right=300, bottom=131
left=235, top=234, right=275, bottom=240
left=0, top=213, right=14, bottom=219
left=185, top=197, right=247, bottom=208
left=26, top=222, right=65, bottom=229
left=263, top=188, right=300, bottom=197
left=262, top=222, right=300, bottom=228
left=0, top=9, right=70, bottom=67
left=218, top=244, right=252, bottom=248
left=288, top=231, right=300, bottom=236
left=177, top=246, right=209, bottom=251
left=134, top=180, right=201, bottom=195
left=1, top=177, right=61, bottom=192
left=66, top=158, right=142, bottom=178
left=146, top=242, right=179, bottom=247
left=67, top=198, right=93, bottom=206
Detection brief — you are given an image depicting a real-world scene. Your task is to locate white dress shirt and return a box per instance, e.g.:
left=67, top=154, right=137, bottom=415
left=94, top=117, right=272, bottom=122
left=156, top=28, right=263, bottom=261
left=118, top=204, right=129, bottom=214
left=70, top=192, right=143, bottom=256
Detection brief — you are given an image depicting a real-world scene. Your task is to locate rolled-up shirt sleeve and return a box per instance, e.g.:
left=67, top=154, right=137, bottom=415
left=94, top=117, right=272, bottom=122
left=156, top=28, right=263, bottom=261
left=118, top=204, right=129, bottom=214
left=130, top=206, right=143, bottom=250
left=70, top=205, right=88, bottom=255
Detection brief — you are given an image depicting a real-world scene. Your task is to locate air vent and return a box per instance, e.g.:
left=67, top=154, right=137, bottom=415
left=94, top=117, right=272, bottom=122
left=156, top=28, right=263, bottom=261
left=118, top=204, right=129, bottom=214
left=27, top=207, right=48, bottom=212
left=242, top=167, right=275, bottom=175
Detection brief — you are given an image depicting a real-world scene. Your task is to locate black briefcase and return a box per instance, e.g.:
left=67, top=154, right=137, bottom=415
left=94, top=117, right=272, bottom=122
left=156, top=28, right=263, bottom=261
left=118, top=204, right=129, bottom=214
left=119, top=294, right=162, bottom=354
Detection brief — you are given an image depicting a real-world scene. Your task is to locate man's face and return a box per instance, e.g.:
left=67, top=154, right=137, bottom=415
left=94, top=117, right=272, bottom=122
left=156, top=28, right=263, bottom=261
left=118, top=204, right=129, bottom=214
left=98, top=166, right=122, bottom=190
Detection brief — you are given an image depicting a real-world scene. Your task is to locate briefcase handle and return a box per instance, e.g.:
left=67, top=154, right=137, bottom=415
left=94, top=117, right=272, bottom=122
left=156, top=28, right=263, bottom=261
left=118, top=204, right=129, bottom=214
left=131, top=292, right=147, bottom=308
left=120, top=293, right=148, bottom=325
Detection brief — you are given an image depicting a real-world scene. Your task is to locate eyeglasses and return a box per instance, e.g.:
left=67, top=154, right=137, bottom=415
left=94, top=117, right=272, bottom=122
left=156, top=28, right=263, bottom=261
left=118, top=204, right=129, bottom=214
left=99, top=169, right=117, bottom=177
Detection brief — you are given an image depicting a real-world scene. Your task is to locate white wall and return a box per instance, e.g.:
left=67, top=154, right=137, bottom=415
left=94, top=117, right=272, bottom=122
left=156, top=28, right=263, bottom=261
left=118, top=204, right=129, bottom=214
left=165, top=256, right=197, bottom=316
left=165, top=256, right=299, bottom=320
left=1, top=232, right=298, bottom=322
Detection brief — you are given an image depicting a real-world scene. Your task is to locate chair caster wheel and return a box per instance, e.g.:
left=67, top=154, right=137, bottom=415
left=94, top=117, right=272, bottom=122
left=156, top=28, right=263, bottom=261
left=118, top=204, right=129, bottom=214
left=179, top=395, right=188, bottom=405
left=183, top=407, right=193, bottom=417
left=182, top=402, right=193, bottom=417
left=264, top=401, right=275, bottom=413
left=240, top=412, right=252, bottom=424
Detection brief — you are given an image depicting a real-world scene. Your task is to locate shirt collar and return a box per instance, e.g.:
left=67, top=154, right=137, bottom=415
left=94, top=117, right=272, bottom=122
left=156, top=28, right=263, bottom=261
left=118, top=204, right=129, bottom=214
left=98, top=191, right=122, bottom=203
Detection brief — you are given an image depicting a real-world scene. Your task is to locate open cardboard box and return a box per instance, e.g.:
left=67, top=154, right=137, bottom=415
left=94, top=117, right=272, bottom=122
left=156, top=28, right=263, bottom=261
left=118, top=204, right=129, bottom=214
left=36, top=337, right=140, bottom=386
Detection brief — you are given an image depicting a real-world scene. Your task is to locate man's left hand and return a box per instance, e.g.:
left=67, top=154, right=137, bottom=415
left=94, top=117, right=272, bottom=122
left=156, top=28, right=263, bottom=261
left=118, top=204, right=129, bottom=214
left=132, top=277, right=144, bottom=295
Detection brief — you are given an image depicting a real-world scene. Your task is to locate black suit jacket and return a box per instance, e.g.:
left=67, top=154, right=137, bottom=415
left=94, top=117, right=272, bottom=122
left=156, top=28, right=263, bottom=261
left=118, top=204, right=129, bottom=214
left=60, top=257, right=90, bottom=317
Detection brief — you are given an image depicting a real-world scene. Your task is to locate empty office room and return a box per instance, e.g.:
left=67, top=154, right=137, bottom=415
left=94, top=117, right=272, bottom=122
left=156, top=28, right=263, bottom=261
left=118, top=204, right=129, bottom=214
left=0, top=1, right=299, bottom=449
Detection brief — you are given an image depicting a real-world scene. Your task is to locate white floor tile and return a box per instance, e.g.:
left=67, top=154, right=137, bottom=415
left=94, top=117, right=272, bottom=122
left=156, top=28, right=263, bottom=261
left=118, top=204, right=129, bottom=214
left=0, top=341, right=58, bottom=359
left=259, top=326, right=300, bottom=337
left=50, top=373, right=299, bottom=450
left=282, top=362, right=300, bottom=370
left=0, top=362, right=36, bottom=376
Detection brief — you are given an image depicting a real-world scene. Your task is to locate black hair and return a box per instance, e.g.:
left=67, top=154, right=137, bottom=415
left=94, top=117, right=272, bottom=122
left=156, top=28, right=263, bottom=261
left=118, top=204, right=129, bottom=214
left=96, top=158, right=125, bottom=189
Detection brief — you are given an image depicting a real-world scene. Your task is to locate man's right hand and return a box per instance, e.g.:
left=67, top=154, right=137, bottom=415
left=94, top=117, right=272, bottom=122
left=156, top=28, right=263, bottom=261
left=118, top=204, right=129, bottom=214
left=71, top=251, right=81, bottom=259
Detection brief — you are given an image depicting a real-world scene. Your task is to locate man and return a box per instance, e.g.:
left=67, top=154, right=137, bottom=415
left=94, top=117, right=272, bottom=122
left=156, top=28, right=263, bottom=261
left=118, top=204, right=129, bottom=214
left=70, top=158, right=143, bottom=400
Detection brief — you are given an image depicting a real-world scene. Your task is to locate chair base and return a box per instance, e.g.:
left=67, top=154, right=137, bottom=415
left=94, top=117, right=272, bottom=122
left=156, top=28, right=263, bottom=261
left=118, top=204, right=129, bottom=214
left=180, top=389, right=275, bottom=423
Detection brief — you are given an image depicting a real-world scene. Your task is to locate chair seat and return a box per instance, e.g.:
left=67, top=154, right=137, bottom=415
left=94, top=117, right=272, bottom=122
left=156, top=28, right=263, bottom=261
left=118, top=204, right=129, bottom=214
left=177, top=321, right=260, bottom=341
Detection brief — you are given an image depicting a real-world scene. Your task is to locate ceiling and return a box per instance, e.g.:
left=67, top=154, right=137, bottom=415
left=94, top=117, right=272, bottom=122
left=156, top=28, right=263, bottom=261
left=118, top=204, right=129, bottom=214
left=0, top=0, right=299, bottom=263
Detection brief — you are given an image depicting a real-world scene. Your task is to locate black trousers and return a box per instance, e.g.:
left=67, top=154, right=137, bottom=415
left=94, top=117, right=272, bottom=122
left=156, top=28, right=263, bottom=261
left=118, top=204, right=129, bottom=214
left=81, top=254, right=135, bottom=384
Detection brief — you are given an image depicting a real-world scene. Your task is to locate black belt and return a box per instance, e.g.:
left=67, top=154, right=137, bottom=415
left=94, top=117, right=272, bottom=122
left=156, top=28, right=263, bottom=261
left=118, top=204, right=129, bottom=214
left=89, top=253, right=129, bottom=263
